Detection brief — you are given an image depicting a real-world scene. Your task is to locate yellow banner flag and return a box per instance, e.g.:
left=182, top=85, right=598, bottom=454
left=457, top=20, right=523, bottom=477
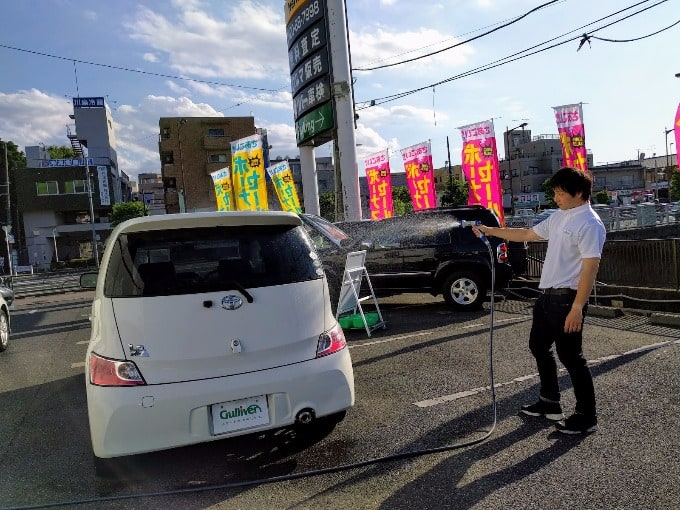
left=231, top=134, right=268, bottom=211
left=209, top=167, right=234, bottom=211
left=266, top=160, right=302, bottom=213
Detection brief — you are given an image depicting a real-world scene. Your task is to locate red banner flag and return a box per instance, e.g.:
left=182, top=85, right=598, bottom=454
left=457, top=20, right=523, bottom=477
left=364, top=150, right=394, bottom=219
left=458, top=120, right=505, bottom=225
left=400, top=141, right=436, bottom=211
left=553, top=103, right=588, bottom=172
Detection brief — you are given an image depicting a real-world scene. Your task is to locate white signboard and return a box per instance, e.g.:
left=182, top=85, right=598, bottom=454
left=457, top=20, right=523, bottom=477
left=97, top=166, right=111, bottom=206
left=337, top=251, right=367, bottom=316
left=40, top=158, right=94, bottom=168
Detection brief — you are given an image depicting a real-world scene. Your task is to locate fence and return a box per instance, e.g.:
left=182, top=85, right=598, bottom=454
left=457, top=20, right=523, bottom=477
left=525, top=238, right=680, bottom=290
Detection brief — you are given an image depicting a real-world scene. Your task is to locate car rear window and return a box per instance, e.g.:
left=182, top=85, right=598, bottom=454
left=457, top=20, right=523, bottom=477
left=103, top=224, right=323, bottom=297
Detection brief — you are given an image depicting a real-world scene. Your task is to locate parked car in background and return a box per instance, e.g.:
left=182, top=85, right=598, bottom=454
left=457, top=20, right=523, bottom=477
left=532, top=208, right=558, bottom=225
left=302, top=206, right=518, bottom=311
left=79, top=211, right=354, bottom=466
left=0, top=293, right=10, bottom=352
left=0, top=280, right=14, bottom=307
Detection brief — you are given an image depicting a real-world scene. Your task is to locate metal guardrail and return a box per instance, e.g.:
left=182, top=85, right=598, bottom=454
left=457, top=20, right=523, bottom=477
left=525, top=238, right=680, bottom=290
left=2, top=271, right=85, bottom=297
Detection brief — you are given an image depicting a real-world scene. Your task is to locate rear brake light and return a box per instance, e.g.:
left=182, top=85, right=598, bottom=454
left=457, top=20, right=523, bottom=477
left=497, top=242, right=508, bottom=263
left=89, top=352, right=146, bottom=386
left=316, top=323, right=347, bottom=357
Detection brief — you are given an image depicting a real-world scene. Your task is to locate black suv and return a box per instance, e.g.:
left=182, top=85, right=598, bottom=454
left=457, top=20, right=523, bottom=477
left=301, top=206, right=516, bottom=311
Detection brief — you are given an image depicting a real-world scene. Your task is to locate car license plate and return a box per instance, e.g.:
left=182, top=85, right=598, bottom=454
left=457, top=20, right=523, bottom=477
left=210, top=395, right=270, bottom=435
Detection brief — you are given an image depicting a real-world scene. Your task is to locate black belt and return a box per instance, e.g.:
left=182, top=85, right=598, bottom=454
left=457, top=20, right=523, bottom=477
left=541, top=288, right=577, bottom=296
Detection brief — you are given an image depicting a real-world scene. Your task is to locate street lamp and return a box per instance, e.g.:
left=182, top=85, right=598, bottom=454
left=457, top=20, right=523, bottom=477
left=504, top=122, right=528, bottom=215
left=177, top=118, right=188, bottom=213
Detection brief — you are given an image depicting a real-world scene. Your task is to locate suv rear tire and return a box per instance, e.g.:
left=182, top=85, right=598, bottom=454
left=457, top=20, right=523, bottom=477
left=442, top=271, right=486, bottom=311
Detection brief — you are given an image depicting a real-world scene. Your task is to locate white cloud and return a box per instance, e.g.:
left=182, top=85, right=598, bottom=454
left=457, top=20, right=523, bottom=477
left=0, top=90, right=73, bottom=149
left=125, top=2, right=290, bottom=82
left=142, top=53, right=159, bottom=63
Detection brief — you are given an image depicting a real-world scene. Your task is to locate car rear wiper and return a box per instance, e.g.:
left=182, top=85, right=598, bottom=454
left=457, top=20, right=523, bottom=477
left=223, top=280, right=254, bottom=303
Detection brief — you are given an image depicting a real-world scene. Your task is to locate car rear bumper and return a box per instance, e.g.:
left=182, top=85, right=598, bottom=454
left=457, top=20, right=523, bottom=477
left=87, top=349, right=354, bottom=458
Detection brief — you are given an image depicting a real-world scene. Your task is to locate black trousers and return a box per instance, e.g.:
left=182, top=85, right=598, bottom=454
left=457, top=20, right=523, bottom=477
left=528, top=293, right=596, bottom=417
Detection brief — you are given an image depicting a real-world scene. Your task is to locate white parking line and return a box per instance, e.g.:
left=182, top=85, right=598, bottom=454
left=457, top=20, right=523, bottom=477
left=71, top=362, right=85, bottom=369
left=413, top=338, right=680, bottom=408
left=349, top=332, right=433, bottom=349
left=76, top=340, right=88, bottom=345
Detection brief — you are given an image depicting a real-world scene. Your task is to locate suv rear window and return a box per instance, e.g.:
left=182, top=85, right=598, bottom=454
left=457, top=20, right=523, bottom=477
left=103, top=225, right=323, bottom=297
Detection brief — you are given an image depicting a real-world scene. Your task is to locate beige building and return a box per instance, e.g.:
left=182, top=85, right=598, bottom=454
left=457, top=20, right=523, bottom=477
left=137, top=173, right=165, bottom=215
left=158, top=117, right=257, bottom=213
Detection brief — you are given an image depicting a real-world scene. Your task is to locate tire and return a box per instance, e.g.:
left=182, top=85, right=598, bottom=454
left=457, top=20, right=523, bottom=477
left=0, top=310, right=9, bottom=352
left=442, top=271, right=487, bottom=311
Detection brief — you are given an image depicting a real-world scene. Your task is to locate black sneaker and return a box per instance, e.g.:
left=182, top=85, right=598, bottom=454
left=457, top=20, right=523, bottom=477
left=520, top=400, right=564, bottom=422
left=555, top=413, right=598, bottom=435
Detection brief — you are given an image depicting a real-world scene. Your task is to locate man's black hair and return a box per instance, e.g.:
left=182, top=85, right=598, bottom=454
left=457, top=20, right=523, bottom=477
left=547, top=167, right=593, bottom=201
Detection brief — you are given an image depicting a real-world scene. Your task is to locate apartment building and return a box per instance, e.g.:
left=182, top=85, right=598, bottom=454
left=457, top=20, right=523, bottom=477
left=17, top=97, right=131, bottom=270
left=137, top=172, right=165, bottom=215
left=157, top=117, right=259, bottom=213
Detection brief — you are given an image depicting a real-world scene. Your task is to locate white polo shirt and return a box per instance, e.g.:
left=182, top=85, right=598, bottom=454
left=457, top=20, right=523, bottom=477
left=532, top=203, right=606, bottom=290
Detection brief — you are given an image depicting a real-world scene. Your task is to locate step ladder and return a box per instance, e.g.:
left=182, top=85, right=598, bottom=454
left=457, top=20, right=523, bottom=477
left=336, top=250, right=386, bottom=337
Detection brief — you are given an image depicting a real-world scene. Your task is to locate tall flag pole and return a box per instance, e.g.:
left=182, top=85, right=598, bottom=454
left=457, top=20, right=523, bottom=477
left=458, top=119, right=505, bottom=225
left=400, top=141, right=436, bottom=211
left=364, top=150, right=394, bottom=219
left=553, top=103, right=588, bottom=172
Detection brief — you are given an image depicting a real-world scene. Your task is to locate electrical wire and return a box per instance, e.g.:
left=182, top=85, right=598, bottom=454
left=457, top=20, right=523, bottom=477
left=0, top=43, right=285, bottom=93
left=584, top=18, right=680, bottom=44
left=352, top=0, right=559, bottom=72
left=356, top=0, right=670, bottom=109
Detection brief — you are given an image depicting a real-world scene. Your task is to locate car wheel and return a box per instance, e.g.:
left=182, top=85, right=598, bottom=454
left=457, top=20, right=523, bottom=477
left=442, top=271, right=486, bottom=311
left=0, top=310, right=8, bottom=352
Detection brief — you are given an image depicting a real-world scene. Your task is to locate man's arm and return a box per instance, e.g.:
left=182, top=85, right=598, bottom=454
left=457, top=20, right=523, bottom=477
left=564, top=257, right=601, bottom=333
left=472, top=225, right=543, bottom=243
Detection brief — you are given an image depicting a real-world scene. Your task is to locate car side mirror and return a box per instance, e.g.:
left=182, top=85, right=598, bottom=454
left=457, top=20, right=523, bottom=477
left=80, top=272, right=98, bottom=289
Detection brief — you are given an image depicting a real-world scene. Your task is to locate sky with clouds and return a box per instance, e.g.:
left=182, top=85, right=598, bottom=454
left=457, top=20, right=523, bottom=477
left=0, top=0, right=678, bottom=183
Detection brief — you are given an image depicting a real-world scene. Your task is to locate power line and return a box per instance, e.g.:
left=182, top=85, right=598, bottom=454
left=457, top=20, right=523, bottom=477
left=352, top=0, right=559, bottom=72
left=354, top=0, right=566, bottom=70
left=356, top=0, right=669, bottom=109
left=0, top=43, right=285, bottom=92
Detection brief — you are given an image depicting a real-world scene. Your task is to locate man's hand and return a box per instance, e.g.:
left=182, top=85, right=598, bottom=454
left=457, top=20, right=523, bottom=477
left=564, top=305, right=584, bottom=333
left=472, top=225, right=492, bottom=238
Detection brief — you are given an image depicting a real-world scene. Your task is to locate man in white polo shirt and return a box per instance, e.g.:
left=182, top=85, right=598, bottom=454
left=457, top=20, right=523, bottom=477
left=473, top=167, right=606, bottom=434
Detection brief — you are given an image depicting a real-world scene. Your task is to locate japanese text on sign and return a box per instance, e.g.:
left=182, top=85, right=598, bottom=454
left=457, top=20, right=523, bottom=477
left=231, top=134, right=268, bottom=211
left=364, top=150, right=393, bottom=220
left=400, top=141, right=436, bottom=212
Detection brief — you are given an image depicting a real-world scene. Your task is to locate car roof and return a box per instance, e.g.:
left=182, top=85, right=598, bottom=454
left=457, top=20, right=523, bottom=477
left=115, top=211, right=301, bottom=235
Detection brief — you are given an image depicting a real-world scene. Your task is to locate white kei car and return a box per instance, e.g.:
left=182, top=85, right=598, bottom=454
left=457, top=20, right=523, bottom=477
left=80, top=211, right=354, bottom=462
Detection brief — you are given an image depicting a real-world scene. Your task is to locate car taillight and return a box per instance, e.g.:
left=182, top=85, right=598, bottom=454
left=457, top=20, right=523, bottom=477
left=89, top=352, right=146, bottom=386
left=316, top=323, right=347, bottom=358
left=497, top=242, right=508, bottom=263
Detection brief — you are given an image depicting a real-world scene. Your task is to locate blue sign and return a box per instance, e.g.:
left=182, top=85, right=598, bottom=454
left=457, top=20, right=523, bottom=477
left=40, top=158, right=94, bottom=168
left=72, top=97, right=105, bottom=108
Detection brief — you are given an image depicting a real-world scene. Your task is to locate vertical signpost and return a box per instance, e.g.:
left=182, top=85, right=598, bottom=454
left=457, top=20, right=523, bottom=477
left=285, top=0, right=335, bottom=147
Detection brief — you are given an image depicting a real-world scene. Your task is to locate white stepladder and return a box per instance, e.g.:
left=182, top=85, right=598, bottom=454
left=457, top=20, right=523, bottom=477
left=335, top=250, right=386, bottom=337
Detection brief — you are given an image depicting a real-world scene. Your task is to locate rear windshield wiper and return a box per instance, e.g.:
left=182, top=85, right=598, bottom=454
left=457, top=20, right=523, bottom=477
left=223, top=280, right=254, bottom=303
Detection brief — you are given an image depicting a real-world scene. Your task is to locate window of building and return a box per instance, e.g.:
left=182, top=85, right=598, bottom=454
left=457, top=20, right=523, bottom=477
left=36, top=181, right=59, bottom=195
left=64, top=180, right=87, bottom=193
left=162, top=152, right=174, bottom=164
left=595, top=176, right=606, bottom=189
left=162, top=127, right=170, bottom=139
left=207, top=128, right=225, bottom=137
left=209, top=154, right=228, bottom=163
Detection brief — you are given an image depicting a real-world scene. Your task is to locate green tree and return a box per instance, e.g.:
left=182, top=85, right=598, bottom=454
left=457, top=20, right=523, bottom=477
left=47, top=145, right=76, bottom=159
left=595, top=189, right=610, bottom=205
left=670, top=170, right=680, bottom=201
left=392, top=186, right=414, bottom=216
left=440, top=177, right=469, bottom=207
left=541, top=178, right=556, bottom=208
left=319, top=192, right=335, bottom=221
left=110, top=201, right=148, bottom=227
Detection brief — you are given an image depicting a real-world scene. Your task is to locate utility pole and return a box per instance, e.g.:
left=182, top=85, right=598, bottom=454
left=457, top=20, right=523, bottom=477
left=0, top=138, right=11, bottom=234
left=84, top=156, right=99, bottom=268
